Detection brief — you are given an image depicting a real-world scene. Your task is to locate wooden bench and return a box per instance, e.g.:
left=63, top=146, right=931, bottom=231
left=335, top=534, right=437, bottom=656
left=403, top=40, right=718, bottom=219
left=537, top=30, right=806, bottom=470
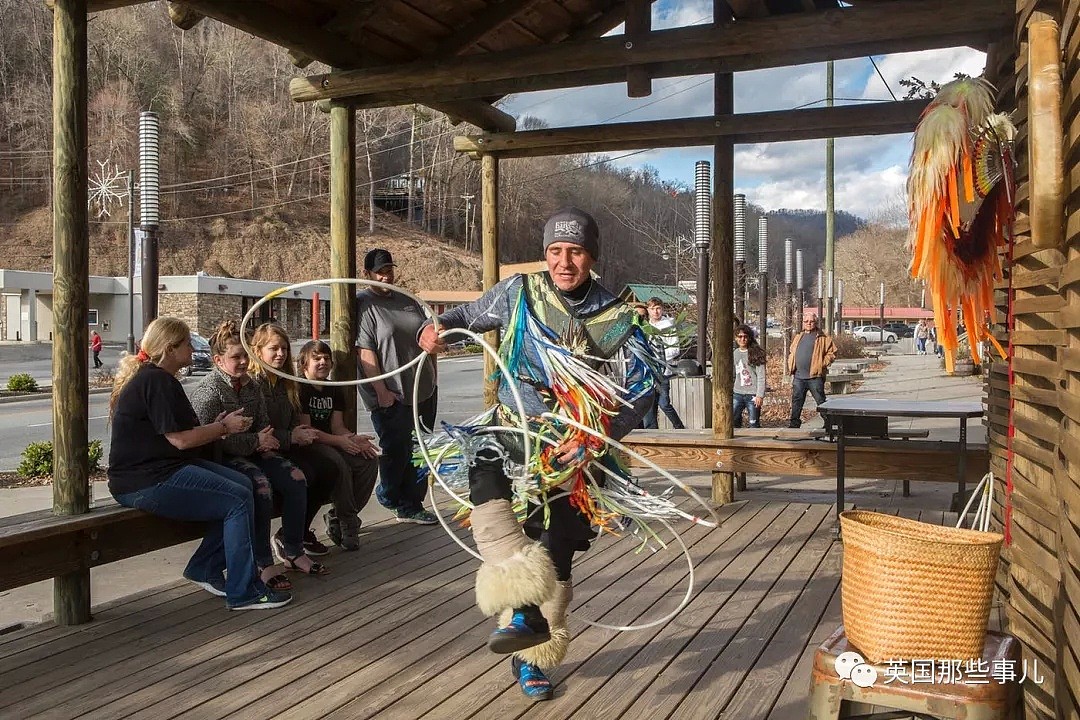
left=825, top=373, right=863, bottom=394
left=0, top=502, right=205, bottom=594
left=623, top=429, right=988, bottom=502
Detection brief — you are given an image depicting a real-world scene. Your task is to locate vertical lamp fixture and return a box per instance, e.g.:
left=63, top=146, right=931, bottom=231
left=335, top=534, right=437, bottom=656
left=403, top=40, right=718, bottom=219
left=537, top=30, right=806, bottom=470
left=693, top=160, right=711, bottom=368
left=138, top=111, right=161, bottom=331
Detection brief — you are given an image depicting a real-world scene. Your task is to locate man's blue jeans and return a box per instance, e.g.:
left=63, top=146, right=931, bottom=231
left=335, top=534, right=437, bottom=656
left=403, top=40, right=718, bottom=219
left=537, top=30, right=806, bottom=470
left=113, top=460, right=263, bottom=606
left=643, top=375, right=685, bottom=430
left=789, top=376, right=827, bottom=428
left=733, top=392, right=761, bottom=428
left=372, top=392, right=437, bottom=513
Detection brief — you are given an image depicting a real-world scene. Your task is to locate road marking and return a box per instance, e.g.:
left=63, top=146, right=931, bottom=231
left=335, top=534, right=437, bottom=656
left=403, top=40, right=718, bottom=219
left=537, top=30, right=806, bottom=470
left=28, top=414, right=108, bottom=428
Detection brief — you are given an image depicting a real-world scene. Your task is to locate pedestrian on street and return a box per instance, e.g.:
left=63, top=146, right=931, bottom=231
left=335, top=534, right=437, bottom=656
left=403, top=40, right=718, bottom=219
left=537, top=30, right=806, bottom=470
left=90, top=330, right=103, bottom=368
left=914, top=319, right=930, bottom=355
left=787, top=314, right=837, bottom=429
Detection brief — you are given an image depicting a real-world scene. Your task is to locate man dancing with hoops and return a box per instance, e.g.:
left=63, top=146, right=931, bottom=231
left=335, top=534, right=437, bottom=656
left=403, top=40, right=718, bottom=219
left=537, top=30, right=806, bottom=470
left=419, top=207, right=658, bottom=700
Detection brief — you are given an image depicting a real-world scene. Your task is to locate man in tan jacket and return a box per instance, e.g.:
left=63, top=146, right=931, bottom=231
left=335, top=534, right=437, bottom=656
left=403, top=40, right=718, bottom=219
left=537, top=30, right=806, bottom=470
left=787, top=314, right=837, bottom=428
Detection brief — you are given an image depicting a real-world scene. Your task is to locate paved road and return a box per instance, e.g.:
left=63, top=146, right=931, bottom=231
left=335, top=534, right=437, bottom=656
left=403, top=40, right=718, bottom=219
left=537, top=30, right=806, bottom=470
left=0, top=356, right=487, bottom=473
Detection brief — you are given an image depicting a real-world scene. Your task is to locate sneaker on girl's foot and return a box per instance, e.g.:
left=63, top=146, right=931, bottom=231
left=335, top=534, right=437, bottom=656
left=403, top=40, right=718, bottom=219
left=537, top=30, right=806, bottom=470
left=395, top=508, right=437, bottom=525
left=323, top=509, right=342, bottom=547
left=184, top=574, right=227, bottom=597
left=227, top=589, right=292, bottom=611
left=303, top=530, right=330, bottom=556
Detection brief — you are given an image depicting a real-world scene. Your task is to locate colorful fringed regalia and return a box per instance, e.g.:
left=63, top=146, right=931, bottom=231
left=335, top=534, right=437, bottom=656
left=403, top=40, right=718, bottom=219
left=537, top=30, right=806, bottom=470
left=419, top=272, right=695, bottom=543
left=907, top=76, right=1016, bottom=373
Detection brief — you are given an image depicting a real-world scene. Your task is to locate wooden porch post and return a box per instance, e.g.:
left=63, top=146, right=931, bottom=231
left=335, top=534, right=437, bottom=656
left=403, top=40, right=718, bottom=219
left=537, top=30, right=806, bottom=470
left=711, top=60, right=736, bottom=504
left=480, top=153, right=500, bottom=407
left=51, top=0, right=91, bottom=625
left=329, top=105, right=357, bottom=430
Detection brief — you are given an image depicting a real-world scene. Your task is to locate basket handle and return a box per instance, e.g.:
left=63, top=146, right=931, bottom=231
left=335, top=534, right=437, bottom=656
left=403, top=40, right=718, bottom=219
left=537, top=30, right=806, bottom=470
left=956, top=472, right=995, bottom=532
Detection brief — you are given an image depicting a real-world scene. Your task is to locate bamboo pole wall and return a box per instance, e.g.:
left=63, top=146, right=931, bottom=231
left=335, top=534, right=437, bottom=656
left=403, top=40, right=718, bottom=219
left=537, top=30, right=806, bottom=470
left=989, top=1, right=1078, bottom=717
left=1055, top=1, right=1079, bottom=714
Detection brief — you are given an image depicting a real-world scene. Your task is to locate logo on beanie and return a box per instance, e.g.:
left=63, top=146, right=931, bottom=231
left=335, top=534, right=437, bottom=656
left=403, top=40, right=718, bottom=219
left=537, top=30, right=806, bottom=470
left=553, top=220, right=585, bottom=240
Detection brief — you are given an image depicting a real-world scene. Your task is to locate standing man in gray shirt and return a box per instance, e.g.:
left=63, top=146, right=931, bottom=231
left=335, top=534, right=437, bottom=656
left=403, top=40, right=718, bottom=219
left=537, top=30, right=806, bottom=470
left=786, top=314, right=837, bottom=428
left=356, top=248, right=438, bottom=524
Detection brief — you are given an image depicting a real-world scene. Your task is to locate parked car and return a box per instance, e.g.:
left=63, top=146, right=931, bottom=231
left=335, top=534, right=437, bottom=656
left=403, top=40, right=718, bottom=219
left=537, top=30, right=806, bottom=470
left=181, top=333, right=212, bottom=376
left=851, top=325, right=898, bottom=344
left=883, top=322, right=915, bottom=338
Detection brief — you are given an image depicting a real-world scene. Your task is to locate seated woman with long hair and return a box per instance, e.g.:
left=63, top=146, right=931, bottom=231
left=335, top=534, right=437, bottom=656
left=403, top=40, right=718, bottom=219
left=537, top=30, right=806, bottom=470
left=107, top=317, right=291, bottom=610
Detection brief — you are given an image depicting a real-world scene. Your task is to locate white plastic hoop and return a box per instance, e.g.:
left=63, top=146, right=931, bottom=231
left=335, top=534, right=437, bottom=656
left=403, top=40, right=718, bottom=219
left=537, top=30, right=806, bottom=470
left=237, top=277, right=434, bottom=387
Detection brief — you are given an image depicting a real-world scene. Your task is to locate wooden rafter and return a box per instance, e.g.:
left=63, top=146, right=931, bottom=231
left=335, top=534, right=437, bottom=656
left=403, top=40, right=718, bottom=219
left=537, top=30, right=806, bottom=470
left=452, top=100, right=929, bottom=158
left=170, top=0, right=514, bottom=131
left=289, top=0, right=1010, bottom=104
left=431, top=0, right=547, bottom=56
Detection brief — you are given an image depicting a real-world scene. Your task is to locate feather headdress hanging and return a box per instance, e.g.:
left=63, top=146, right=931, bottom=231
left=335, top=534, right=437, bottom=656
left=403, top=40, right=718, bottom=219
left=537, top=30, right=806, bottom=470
left=907, top=77, right=1016, bottom=373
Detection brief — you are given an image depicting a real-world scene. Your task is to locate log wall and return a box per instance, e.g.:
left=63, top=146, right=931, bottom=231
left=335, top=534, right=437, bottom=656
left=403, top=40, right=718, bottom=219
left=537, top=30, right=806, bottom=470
left=990, top=1, right=1079, bottom=717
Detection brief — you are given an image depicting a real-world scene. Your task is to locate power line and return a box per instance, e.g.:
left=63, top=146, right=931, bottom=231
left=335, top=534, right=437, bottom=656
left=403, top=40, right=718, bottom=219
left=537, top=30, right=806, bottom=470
left=868, top=56, right=898, bottom=102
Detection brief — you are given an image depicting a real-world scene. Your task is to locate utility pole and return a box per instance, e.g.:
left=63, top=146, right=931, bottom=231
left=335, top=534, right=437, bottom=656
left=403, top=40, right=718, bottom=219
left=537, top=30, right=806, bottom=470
left=407, top=106, right=418, bottom=225
left=461, top=194, right=474, bottom=251
left=824, top=60, right=837, bottom=334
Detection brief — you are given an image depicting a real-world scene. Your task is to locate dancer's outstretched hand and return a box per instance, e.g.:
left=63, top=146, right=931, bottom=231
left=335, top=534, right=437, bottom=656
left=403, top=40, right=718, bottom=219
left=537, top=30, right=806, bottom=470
left=418, top=324, right=447, bottom=355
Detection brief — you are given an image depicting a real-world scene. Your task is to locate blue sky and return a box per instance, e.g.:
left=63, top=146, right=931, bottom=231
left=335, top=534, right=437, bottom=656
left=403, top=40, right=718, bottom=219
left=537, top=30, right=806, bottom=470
left=499, top=0, right=987, bottom=220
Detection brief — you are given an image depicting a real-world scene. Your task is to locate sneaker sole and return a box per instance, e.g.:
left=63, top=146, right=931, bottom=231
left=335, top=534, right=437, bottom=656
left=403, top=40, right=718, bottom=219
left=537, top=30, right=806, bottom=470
left=395, top=517, right=437, bottom=525
left=303, top=546, right=331, bottom=556
left=228, top=596, right=293, bottom=611
left=488, top=631, right=551, bottom=654
left=185, top=578, right=226, bottom=598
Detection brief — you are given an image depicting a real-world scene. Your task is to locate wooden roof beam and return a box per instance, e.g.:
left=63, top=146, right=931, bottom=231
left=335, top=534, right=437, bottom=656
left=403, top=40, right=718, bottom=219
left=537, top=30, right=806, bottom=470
left=431, top=0, right=548, bottom=56
left=46, top=0, right=153, bottom=11
left=452, top=99, right=929, bottom=158
left=171, top=0, right=513, bottom=131
left=290, top=0, right=1009, bottom=104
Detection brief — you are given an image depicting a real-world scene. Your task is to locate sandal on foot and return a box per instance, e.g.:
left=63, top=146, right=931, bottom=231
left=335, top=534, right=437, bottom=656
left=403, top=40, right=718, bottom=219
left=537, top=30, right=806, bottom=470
left=282, top=554, right=329, bottom=576
left=261, top=572, right=292, bottom=592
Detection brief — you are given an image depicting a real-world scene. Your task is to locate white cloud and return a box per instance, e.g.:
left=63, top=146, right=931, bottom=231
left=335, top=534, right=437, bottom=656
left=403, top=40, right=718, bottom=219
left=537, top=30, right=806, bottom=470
left=744, top=164, right=908, bottom=219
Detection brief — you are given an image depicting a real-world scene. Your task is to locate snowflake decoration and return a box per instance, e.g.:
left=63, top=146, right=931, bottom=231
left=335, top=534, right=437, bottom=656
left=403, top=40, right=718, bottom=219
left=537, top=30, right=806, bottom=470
left=87, top=160, right=128, bottom=219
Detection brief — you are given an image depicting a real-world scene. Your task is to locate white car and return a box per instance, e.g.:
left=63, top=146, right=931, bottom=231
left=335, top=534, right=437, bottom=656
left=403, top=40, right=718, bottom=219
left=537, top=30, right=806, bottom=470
left=851, top=325, right=897, bottom=344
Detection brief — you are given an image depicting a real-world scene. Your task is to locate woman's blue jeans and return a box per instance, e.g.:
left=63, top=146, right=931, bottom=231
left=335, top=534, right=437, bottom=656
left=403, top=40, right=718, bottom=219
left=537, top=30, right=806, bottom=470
left=733, top=392, right=761, bottom=428
left=227, top=454, right=308, bottom=563
left=113, top=460, right=263, bottom=606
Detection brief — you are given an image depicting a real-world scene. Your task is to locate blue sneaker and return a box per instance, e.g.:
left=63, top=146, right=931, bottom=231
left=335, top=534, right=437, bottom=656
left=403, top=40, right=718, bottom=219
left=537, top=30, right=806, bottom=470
left=488, top=611, right=550, bottom=654
left=511, top=656, right=553, bottom=701
left=227, top=589, right=292, bottom=611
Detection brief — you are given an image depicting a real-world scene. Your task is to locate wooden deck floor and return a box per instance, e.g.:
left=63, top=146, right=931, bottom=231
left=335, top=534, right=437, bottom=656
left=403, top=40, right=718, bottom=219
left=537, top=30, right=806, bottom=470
left=0, top=500, right=974, bottom=720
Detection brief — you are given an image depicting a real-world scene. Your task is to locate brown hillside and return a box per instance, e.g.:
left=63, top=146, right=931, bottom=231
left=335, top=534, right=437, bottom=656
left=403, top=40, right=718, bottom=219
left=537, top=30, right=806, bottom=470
left=0, top=199, right=482, bottom=293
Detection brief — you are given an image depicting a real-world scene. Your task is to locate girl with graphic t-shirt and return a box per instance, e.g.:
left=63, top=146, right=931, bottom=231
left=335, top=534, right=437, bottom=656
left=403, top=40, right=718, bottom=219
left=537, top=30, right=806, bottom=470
left=297, top=341, right=380, bottom=551
left=732, top=324, right=767, bottom=428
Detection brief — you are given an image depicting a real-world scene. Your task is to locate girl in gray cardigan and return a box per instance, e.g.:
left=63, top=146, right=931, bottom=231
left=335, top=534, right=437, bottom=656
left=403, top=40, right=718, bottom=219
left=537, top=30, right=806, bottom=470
left=190, top=321, right=323, bottom=582
left=733, top=324, right=767, bottom=428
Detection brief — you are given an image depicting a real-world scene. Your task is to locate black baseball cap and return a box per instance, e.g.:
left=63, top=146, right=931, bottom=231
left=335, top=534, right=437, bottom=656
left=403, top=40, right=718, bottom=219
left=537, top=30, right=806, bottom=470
left=364, top=248, right=395, bottom=272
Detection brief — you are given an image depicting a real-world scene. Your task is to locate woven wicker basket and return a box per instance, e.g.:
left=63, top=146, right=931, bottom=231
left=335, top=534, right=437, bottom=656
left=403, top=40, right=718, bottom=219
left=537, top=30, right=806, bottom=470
left=839, top=510, right=1003, bottom=663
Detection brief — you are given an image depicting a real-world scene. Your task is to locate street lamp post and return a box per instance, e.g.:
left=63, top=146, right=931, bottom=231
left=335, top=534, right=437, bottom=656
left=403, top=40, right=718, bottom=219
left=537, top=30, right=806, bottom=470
left=879, top=282, right=886, bottom=345
left=757, top=216, right=768, bottom=351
